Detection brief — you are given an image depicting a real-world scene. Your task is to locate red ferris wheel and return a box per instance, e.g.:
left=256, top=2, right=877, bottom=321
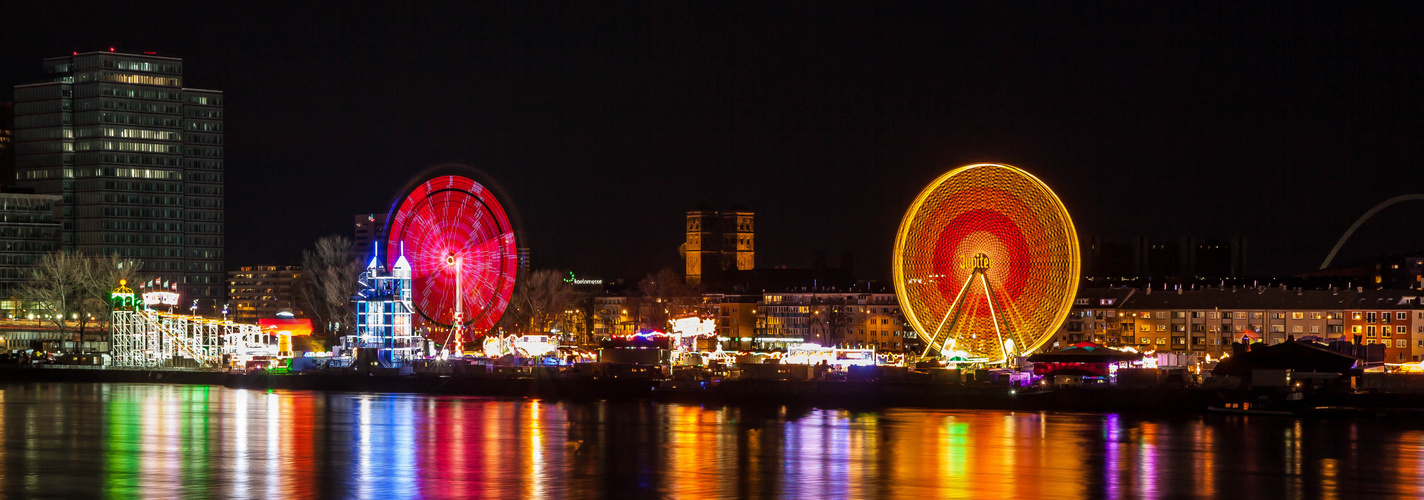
left=385, top=172, right=518, bottom=350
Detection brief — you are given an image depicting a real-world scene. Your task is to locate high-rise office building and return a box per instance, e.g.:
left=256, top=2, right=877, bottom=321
left=1080, top=235, right=1247, bottom=280
left=354, top=213, right=387, bottom=263
left=0, top=101, right=14, bottom=188
left=517, top=246, right=531, bottom=276
left=12, top=51, right=224, bottom=305
left=226, top=265, right=303, bottom=323
left=0, top=189, right=63, bottom=317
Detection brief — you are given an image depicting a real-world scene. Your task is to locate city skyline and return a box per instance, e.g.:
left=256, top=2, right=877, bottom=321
left=4, top=3, right=1424, bottom=282
left=10, top=50, right=225, bottom=302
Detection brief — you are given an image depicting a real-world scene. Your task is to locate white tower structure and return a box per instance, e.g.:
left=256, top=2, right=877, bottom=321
left=348, top=242, right=421, bottom=367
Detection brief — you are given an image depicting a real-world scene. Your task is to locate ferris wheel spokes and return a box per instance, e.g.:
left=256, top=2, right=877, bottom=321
left=919, top=272, right=975, bottom=359
left=894, top=163, right=1080, bottom=362
left=386, top=172, right=519, bottom=352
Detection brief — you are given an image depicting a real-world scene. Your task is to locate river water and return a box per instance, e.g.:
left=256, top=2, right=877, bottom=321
left=0, top=383, right=1421, bottom=499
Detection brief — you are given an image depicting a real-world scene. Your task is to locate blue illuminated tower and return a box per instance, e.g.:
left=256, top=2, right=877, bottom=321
left=349, top=242, right=420, bottom=366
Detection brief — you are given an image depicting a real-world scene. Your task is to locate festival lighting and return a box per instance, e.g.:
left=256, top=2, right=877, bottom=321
left=260, top=318, right=314, bottom=357
left=893, top=163, right=1080, bottom=362
left=511, top=335, right=559, bottom=357
left=142, top=291, right=180, bottom=307
left=112, top=280, right=273, bottom=367
left=110, top=279, right=136, bottom=309
left=385, top=174, right=518, bottom=350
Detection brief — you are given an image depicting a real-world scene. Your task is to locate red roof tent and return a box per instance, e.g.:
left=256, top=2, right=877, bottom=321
left=1027, top=342, right=1143, bottom=363
left=258, top=318, right=313, bottom=337
left=1027, top=342, right=1143, bottom=377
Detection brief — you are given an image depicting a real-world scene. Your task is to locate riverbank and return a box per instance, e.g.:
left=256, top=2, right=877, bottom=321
left=0, top=365, right=1224, bottom=413
left=2, top=365, right=1420, bottom=415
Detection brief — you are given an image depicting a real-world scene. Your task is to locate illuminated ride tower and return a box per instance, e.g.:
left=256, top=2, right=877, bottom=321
left=384, top=168, right=519, bottom=359
left=892, top=163, right=1080, bottom=364
left=348, top=242, right=421, bottom=367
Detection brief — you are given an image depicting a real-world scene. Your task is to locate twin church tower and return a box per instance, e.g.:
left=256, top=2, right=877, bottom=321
left=682, top=205, right=754, bottom=285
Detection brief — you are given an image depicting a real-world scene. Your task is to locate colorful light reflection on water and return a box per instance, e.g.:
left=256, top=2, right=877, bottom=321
left=0, top=383, right=1422, bottom=498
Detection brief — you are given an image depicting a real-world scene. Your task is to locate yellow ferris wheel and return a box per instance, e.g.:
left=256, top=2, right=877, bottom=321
left=893, top=163, right=1080, bottom=362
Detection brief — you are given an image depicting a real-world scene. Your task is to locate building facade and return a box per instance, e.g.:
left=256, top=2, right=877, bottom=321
left=591, top=295, right=633, bottom=339
left=838, top=293, right=907, bottom=352
left=1050, top=286, right=1424, bottom=362
left=1081, top=236, right=1246, bottom=280
left=226, top=266, right=303, bottom=323
left=753, top=290, right=911, bottom=353
left=0, top=191, right=63, bottom=316
left=709, top=294, right=759, bottom=350
left=0, top=101, right=13, bottom=187
left=353, top=213, right=387, bottom=264
left=1343, top=290, right=1424, bottom=363
left=13, top=51, right=224, bottom=305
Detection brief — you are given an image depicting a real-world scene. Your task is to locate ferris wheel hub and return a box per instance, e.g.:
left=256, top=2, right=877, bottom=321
left=969, top=253, right=992, bottom=272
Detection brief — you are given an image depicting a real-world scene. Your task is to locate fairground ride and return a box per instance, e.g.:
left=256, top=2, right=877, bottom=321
left=384, top=170, right=519, bottom=358
left=892, top=163, right=1079, bottom=364
left=109, top=280, right=273, bottom=368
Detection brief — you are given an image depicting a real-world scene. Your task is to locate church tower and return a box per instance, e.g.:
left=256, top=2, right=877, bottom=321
left=684, top=209, right=719, bottom=285
left=684, top=206, right=755, bottom=285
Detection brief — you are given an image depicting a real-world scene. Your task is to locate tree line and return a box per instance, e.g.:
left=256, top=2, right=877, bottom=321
left=16, top=252, right=147, bottom=345
left=300, top=236, right=703, bottom=349
left=11, top=235, right=719, bottom=351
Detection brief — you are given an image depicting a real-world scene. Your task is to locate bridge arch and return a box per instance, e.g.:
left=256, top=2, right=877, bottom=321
left=1320, top=194, right=1424, bottom=270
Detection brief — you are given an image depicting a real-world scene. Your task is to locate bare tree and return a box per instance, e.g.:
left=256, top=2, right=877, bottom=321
left=809, top=296, right=859, bottom=347
left=498, top=269, right=577, bottom=337
left=638, top=267, right=695, bottom=332
left=17, top=251, right=87, bottom=342
left=78, top=254, right=146, bottom=344
left=299, top=235, right=363, bottom=346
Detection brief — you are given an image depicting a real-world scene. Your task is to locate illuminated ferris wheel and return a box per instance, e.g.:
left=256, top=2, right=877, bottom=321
left=385, top=172, right=518, bottom=353
left=893, top=163, right=1079, bottom=362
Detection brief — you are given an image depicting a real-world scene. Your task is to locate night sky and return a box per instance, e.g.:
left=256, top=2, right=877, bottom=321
left=4, top=2, right=1424, bottom=282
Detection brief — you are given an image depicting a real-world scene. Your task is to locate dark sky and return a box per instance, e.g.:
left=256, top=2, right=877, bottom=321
left=4, top=2, right=1424, bottom=282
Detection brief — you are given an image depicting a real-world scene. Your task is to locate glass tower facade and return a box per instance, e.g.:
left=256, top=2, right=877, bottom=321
left=0, top=192, right=63, bottom=316
left=12, top=51, right=224, bottom=305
